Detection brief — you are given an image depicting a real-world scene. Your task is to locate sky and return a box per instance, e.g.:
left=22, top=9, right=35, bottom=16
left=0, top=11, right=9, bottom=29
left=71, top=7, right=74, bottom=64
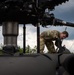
left=0, top=0, right=74, bottom=53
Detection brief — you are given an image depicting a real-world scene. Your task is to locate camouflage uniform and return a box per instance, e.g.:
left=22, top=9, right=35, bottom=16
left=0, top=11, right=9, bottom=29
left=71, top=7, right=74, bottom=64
left=40, top=30, right=60, bottom=53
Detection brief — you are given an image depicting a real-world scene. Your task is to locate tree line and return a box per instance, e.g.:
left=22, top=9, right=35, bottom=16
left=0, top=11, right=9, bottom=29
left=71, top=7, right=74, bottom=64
left=0, top=45, right=37, bottom=55
left=19, top=45, right=37, bottom=53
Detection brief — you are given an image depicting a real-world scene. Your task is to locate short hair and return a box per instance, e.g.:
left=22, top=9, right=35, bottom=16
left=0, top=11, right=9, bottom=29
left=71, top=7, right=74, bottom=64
left=62, top=31, right=69, bottom=37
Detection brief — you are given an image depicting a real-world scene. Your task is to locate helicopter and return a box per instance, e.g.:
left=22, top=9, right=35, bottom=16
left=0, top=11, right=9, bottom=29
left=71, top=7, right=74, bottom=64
left=0, top=0, right=74, bottom=75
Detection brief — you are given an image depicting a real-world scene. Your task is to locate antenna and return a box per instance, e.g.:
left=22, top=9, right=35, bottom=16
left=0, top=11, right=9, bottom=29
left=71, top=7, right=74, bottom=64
left=65, top=27, right=67, bottom=31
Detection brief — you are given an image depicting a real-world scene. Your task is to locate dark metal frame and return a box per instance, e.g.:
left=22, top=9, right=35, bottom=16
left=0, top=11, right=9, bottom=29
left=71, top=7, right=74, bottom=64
left=23, top=24, right=40, bottom=53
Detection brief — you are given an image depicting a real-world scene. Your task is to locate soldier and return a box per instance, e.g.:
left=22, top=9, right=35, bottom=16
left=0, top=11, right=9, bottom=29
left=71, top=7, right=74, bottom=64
left=40, top=30, right=69, bottom=53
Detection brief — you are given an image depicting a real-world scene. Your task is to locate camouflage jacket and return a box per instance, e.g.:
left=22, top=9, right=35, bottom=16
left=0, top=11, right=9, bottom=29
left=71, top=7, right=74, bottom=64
left=40, top=30, right=60, bottom=41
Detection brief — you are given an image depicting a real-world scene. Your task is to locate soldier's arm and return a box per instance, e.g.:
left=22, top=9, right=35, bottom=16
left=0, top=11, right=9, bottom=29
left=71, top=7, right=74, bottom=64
left=49, top=30, right=62, bottom=47
left=55, top=38, right=62, bottom=47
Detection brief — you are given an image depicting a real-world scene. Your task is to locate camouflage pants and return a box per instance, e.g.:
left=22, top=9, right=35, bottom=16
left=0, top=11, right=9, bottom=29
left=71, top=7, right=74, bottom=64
left=40, top=37, right=56, bottom=53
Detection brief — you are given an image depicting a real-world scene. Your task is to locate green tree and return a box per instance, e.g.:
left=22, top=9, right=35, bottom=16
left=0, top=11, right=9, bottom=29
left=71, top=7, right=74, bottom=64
left=19, top=46, right=23, bottom=53
left=18, top=45, right=37, bottom=54
left=26, top=45, right=31, bottom=53
left=31, top=46, right=37, bottom=53
left=26, top=45, right=37, bottom=53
